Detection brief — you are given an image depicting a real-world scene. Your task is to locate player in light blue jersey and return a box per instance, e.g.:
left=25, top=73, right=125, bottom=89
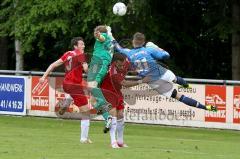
left=113, top=32, right=217, bottom=112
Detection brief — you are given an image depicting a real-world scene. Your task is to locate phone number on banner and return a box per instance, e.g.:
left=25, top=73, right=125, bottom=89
left=0, top=100, right=23, bottom=110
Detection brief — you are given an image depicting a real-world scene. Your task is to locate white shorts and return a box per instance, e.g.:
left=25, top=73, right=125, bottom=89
left=148, top=70, right=176, bottom=97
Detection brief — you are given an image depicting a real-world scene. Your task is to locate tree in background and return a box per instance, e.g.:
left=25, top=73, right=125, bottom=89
left=200, top=0, right=240, bottom=80
left=0, top=37, right=8, bottom=69
left=130, top=0, right=239, bottom=80
left=0, top=0, right=239, bottom=80
left=232, top=0, right=240, bottom=80
left=0, top=0, right=123, bottom=70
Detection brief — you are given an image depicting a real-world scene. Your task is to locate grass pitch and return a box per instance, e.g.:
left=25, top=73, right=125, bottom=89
left=0, top=115, right=239, bottom=159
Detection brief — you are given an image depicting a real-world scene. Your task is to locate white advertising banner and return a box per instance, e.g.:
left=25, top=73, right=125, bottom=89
left=28, top=76, right=96, bottom=119
left=122, top=84, right=240, bottom=130
left=122, top=84, right=205, bottom=124
left=7, top=74, right=239, bottom=130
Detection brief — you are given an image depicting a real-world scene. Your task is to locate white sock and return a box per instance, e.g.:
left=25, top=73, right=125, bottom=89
left=110, top=117, right=117, bottom=144
left=117, top=118, right=124, bottom=144
left=80, top=119, right=90, bottom=141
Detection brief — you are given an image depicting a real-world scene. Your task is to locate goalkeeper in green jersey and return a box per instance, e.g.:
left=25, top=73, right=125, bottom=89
left=87, top=25, right=114, bottom=133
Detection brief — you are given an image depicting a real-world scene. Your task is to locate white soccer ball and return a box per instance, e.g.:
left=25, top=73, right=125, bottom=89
left=113, top=2, right=127, bottom=16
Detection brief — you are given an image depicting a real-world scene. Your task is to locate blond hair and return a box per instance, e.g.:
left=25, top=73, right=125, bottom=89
left=94, top=25, right=107, bottom=33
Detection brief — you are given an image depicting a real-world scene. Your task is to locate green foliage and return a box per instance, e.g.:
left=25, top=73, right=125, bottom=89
left=0, top=0, right=122, bottom=54
left=128, top=0, right=232, bottom=79
left=0, top=0, right=235, bottom=79
left=201, top=0, right=232, bottom=40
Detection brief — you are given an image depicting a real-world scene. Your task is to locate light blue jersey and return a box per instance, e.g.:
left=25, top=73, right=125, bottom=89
left=114, top=43, right=170, bottom=78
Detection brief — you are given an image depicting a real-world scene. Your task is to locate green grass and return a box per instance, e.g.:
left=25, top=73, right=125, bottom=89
left=0, top=115, right=240, bottom=159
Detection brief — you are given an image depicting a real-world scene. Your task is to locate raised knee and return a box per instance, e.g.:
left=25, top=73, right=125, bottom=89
left=171, top=89, right=177, bottom=98
left=88, top=81, right=98, bottom=88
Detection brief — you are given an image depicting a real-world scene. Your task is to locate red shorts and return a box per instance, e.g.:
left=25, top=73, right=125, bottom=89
left=62, top=80, right=88, bottom=107
left=116, top=98, right=124, bottom=110
left=102, top=89, right=124, bottom=110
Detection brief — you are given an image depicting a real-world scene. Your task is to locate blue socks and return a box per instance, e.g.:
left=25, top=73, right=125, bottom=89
left=179, top=95, right=205, bottom=109
left=176, top=76, right=188, bottom=87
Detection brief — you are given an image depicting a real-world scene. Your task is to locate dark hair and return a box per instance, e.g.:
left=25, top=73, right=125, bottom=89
left=112, top=53, right=127, bottom=63
left=133, top=32, right=145, bottom=46
left=71, top=37, right=84, bottom=48
left=94, top=25, right=107, bottom=33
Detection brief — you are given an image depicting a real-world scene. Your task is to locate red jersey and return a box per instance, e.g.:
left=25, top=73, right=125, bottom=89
left=60, top=49, right=86, bottom=83
left=101, top=60, right=130, bottom=109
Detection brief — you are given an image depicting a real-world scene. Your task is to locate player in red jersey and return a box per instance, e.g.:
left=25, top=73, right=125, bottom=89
left=40, top=37, right=92, bottom=143
left=40, top=37, right=88, bottom=110
left=100, top=53, right=149, bottom=148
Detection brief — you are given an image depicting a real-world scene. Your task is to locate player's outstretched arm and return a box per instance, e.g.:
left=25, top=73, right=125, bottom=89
left=112, top=40, right=131, bottom=58
left=121, top=75, right=151, bottom=87
left=121, top=79, right=143, bottom=87
left=146, top=42, right=170, bottom=60
left=148, top=47, right=170, bottom=60
left=39, top=59, right=63, bottom=83
left=106, top=25, right=115, bottom=40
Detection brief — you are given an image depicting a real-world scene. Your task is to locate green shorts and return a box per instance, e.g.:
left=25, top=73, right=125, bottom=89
left=87, top=56, right=111, bottom=84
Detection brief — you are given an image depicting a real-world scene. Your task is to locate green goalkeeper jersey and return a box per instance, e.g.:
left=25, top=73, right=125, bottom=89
left=93, top=33, right=113, bottom=61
